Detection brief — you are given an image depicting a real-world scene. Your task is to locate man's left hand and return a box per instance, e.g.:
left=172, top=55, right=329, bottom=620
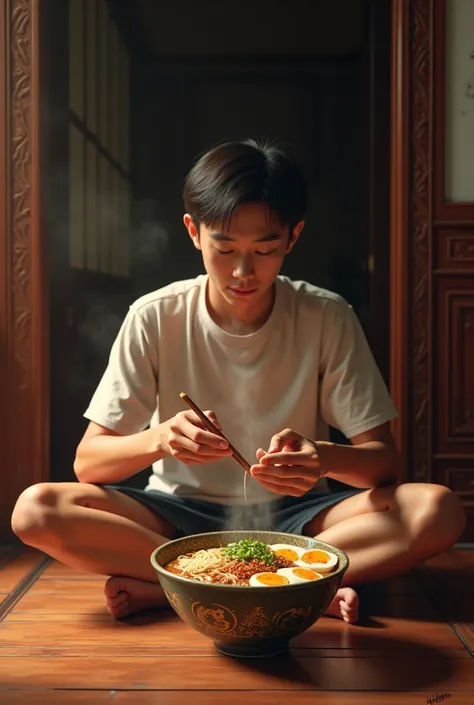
left=250, top=429, right=324, bottom=496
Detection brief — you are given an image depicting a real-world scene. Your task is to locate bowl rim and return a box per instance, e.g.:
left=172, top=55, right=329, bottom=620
left=150, top=529, right=349, bottom=592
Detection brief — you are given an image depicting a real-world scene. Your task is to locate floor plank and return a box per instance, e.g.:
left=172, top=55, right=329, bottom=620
left=0, top=551, right=45, bottom=594
left=1, top=612, right=467, bottom=652
left=1, top=693, right=473, bottom=705
left=0, top=653, right=473, bottom=691
left=3, top=643, right=471, bottom=659
left=9, top=581, right=109, bottom=614
left=452, top=623, right=474, bottom=654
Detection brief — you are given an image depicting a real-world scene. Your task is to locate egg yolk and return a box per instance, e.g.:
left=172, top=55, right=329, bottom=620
left=274, top=548, right=300, bottom=561
left=293, top=568, right=320, bottom=580
left=301, top=550, right=331, bottom=564
left=257, top=573, right=290, bottom=586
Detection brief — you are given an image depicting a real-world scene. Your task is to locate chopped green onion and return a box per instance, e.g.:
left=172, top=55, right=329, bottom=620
left=222, top=539, right=275, bottom=565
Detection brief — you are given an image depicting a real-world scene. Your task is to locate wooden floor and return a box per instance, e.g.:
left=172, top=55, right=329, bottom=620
left=0, top=545, right=473, bottom=704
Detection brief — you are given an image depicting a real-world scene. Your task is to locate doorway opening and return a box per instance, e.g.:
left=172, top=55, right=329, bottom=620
left=43, top=0, right=391, bottom=483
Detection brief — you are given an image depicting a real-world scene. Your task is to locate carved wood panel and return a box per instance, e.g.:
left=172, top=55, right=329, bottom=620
left=434, top=459, right=474, bottom=506
left=436, top=278, right=474, bottom=453
left=435, top=229, right=474, bottom=270
left=0, top=0, right=48, bottom=538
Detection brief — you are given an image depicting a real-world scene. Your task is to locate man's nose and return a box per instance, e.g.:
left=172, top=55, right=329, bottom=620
left=233, top=256, right=255, bottom=279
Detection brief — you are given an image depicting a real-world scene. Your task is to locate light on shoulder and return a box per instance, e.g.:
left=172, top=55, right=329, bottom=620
left=82, top=421, right=123, bottom=440
left=349, top=422, right=395, bottom=447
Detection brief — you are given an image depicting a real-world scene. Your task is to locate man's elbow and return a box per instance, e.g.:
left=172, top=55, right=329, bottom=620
left=73, top=445, right=96, bottom=483
left=73, top=456, right=88, bottom=483
left=378, top=446, right=403, bottom=487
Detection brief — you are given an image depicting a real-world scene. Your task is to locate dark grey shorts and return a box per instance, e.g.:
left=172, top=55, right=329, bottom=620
left=107, top=484, right=365, bottom=538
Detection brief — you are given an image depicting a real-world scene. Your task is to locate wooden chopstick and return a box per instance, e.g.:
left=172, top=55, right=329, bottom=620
left=179, top=392, right=251, bottom=474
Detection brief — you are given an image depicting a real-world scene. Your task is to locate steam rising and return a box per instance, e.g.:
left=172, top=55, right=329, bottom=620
left=224, top=494, right=278, bottom=531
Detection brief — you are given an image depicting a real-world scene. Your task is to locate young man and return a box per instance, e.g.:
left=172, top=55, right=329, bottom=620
left=12, top=139, right=465, bottom=624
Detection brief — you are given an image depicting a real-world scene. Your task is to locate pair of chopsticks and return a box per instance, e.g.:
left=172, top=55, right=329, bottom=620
left=180, top=392, right=251, bottom=474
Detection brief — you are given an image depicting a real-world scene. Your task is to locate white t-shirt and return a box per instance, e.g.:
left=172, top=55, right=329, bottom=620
left=84, top=274, right=398, bottom=504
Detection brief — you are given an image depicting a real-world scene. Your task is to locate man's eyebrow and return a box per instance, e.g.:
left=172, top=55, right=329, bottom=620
left=209, top=232, right=282, bottom=243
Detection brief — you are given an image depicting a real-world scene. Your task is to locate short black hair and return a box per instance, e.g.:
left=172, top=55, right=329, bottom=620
left=183, top=138, right=308, bottom=231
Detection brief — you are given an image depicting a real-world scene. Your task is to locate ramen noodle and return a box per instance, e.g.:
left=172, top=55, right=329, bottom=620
left=164, top=539, right=339, bottom=586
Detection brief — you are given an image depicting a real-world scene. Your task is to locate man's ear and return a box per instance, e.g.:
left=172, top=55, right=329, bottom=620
left=287, top=220, right=305, bottom=253
left=183, top=214, right=201, bottom=250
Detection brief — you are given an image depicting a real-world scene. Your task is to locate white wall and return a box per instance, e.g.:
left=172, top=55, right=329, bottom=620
left=445, top=0, right=474, bottom=202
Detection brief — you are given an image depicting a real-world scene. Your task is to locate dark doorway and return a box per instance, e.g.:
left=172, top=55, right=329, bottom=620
left=46, top=0, right=391, bottom=484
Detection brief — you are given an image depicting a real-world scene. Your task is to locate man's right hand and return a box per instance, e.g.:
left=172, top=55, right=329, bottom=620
left=159, top=409, right=233, bottom=464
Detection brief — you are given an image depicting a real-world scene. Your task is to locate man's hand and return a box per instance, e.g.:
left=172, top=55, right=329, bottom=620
left=159, top=409, right=233, bottom=464
left=250, top=428, right=324, bottom=496
left=250, top=422, right=401, bottom=493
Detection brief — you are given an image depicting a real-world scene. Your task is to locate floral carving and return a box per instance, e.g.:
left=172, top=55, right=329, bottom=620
left=410, top=0, right=432, bottom=482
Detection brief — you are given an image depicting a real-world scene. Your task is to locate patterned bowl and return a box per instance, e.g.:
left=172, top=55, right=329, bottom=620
left=150, top=530, right=349, bottom=658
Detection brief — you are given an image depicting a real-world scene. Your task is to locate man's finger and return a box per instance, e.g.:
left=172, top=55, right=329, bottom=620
left=251, top=464, right=316, bottom=481
left=268, top=429, right=301, bottom=452
left=187, top=409, right=222, bottom=433
left=205, top=410, right=223, bottom=430
left=252, top=477, right=306, bottom=497
left=260, top=450, right=318, bottom=467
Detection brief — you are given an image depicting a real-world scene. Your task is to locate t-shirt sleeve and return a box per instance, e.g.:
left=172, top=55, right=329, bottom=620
left=83, top=305, right=159, bottom=435
left=319, top=298, right=398, bottom=439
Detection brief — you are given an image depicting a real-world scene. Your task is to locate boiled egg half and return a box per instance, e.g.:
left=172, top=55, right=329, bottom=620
left=295, top=549, right=338, bottom=573
left=249, top=572, right=290, bottom=587
left=276, top=567, right=323, bottom=584
left=268, top=543, right=305, bottom=562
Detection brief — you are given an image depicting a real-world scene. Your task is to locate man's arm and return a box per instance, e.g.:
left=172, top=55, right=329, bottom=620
left=316, top=422, right=401, bottom=488
left=74, top=410, right=233, bottom=485
left=74, top=421, right=168, bottom=484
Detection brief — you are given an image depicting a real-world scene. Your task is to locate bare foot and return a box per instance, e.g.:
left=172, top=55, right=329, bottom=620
left=324, top=587, right=359, bottom=623
left=104, top=576, right=169, bottom=620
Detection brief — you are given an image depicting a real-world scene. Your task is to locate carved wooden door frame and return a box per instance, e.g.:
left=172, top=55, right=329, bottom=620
left=0, top=0, right=48, bottom=536
left=0, top=0, right=440, bottom=535
left=390, top=0, right=416, bottom=479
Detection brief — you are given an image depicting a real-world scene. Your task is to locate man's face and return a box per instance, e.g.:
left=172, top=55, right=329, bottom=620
left=184, top=203, right=304, bottom=310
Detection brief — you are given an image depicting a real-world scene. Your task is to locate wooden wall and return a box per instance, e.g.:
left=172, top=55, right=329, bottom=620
left=391, top=0, right=474, bottom=540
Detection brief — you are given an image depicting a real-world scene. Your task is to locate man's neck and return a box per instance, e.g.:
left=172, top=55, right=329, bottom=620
left=206, top=281, right=275, bottom=335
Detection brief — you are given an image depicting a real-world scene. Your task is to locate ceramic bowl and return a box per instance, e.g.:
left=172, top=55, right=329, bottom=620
left=150, top=530, right=349, bottom=658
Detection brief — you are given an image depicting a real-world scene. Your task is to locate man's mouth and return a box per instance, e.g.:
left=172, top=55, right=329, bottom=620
left=229, top=287, right=257, bottom=295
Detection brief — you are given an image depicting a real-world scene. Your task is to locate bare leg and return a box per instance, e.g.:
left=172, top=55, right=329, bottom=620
left=303, top=482, right=466, bottom=623
left=11, top=482, right=175, bottom=617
